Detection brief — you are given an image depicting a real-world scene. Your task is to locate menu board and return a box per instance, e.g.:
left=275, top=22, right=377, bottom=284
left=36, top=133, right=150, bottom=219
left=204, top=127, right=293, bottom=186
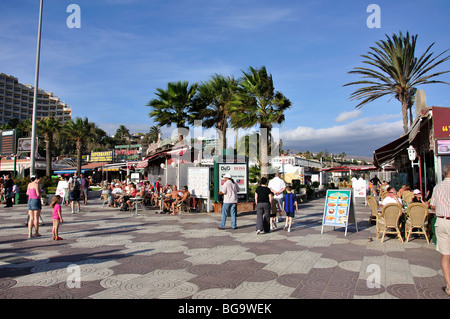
left=322, top=190, right=352, bottom=227
left=188, top=167, right=210, bottom=199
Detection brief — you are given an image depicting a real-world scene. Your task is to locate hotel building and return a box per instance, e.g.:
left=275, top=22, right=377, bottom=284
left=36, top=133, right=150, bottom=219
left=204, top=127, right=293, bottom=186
left=0, top=72, right=72, bottom=126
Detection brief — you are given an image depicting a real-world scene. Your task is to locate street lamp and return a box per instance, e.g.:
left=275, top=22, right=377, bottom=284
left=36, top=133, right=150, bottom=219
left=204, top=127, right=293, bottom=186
left=30, top=0, right=44, bottom=176
left=407, top=145, right=423, bottom=194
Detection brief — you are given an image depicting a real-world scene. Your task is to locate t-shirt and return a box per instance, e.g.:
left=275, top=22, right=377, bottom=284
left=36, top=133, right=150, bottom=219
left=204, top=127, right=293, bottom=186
left=283, top=193, right=297, bottom=213
left=268, top=177, right=286, bottom=199
left=255, top=186, right=273, bottom=203
left=52, top=203, right=62, bottom=220
left=222, top=180, right=239, bottom=203
left=381, top=196, right=402, bottom=206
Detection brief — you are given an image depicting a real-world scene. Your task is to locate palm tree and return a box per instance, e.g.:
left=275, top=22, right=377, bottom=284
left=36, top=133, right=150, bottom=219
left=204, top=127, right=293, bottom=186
left=149, top=125, right=161, bottom=144
left=147, top=81, right=198, bottom=144
left=192, top=74, right=242, bottom=153
left=344, top=31, right=450, bottom=133
left=62, top=117, right=95, bottom=174
left=37, top=116, right=61, bottom=177
left=115, top=125, right=130, bottom=141
left=232, top=66, right=292, bottom=178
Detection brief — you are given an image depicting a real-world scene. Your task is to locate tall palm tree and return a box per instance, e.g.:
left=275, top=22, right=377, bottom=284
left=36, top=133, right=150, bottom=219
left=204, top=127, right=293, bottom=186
left=232, top=66, right=292, bottom=178
left=37, top=116, right=61, bottom=177
left=344, top=31, right=450, bottom=133
left=147, top=81, right=198, bottom=144
left=62, top=117, right=95, bottom=174
left=192, top=74, right=242, bottom=154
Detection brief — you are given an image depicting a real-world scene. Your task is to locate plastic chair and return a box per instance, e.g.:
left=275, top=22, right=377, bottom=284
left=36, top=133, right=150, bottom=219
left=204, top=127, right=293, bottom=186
left=377, top=203, right=404, bottom=243
left=405, top=202, right=429, bottom=243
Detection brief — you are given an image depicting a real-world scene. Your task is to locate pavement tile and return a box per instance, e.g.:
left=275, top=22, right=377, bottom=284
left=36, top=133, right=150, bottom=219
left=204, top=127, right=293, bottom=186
left=0, top=195, right=448, bottom=300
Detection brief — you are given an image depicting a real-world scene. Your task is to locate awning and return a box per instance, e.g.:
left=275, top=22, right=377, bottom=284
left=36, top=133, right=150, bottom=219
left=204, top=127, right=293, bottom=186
left=53, top=169, right=90, bottom=174
left=373, top=134, right=409, bottom=167
left=136, top=160, right=149, bottom=169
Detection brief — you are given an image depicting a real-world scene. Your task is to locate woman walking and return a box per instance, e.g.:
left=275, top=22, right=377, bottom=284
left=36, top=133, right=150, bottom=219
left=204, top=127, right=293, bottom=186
left=27, top=175, right=42, bottom=239
left=254, top=177, right=273, bottom=234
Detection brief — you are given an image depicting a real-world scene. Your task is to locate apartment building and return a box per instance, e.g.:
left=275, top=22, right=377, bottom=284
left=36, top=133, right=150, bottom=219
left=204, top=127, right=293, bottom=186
left=0, top=72, right=72, bottom=126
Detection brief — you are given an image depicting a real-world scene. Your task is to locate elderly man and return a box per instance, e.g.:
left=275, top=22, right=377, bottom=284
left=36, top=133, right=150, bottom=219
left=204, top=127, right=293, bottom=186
left=268, top=172, right=286, bottom=225
left=430, top=164, right=450, bottom=296
left=217, top=173, right=240, bottom=230
left=380, top=187, right=403, bottom=207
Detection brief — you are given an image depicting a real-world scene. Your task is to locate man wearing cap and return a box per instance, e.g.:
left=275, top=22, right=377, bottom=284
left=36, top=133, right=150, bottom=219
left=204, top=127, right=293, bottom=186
left=217, top=173, right=240, bottom=230
left=430, top=164, right=450, bottom=296
left=411, top=189, right=429, bottom=208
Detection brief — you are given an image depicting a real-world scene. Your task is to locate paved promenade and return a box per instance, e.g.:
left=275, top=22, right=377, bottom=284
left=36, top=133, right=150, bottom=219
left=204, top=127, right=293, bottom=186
left=0, top=194, right=448, bottom=300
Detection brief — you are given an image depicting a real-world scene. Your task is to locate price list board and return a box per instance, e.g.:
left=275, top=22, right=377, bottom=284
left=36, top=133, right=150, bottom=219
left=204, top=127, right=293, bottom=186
left=321, top=189, right=357, bottom=236
left=0, top=130, right=16, bottom=156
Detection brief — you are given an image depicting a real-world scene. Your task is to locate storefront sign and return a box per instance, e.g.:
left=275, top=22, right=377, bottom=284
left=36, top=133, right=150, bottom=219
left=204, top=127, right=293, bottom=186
left=433, top=106, right=450, bottom=139
left=437, top=140, right=450, bottom=155
left=90, top=151, right=113, bottom=162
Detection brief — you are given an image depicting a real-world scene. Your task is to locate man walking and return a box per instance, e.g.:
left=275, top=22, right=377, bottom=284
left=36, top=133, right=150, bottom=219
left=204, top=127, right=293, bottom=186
left=69, top=172, right=81, bottom=213
left=217, top=173, right=240, bottom=230
left=268, top=172, right=286, bottom=225
left=430, top=164, right=450, bottom=296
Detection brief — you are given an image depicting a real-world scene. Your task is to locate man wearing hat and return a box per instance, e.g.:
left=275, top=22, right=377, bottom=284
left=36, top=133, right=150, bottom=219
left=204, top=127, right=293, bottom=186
left=411, top=189, right=429, bottom=208
left=217, top=173, right=240, bottom=230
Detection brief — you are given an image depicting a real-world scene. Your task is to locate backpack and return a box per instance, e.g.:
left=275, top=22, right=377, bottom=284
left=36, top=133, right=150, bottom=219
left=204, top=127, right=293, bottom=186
left=72, top=178, right=80, bottom=191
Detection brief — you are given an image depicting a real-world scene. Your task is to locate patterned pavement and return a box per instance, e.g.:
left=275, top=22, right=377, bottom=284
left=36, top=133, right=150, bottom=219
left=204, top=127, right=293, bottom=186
left=0, top=194, right=449, bottom=300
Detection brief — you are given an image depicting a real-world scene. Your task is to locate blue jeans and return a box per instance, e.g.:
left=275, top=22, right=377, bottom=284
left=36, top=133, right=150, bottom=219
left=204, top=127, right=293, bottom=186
left=220, top=203, right=237, bottom=229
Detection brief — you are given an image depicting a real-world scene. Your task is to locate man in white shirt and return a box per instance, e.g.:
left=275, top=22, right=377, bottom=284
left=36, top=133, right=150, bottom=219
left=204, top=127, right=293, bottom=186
left=380, top=187, right=403, bottom=207
left=268, top=172, right=286, bottom=224
left=217, top=173, right=240, bottom=230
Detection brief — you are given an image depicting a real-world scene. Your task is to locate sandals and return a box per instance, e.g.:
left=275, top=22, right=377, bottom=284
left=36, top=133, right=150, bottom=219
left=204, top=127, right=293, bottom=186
left=443, top=286, right=450, bottom=296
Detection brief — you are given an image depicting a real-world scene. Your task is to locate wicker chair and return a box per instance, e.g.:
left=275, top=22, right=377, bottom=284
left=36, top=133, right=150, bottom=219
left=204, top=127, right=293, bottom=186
left=377, top=203, right=404, bottom=243
left=366, top=196, right=379, bottom=225
left=405, top=202, right=429, bottom=243
left=402, top=192, right=414, bottom=205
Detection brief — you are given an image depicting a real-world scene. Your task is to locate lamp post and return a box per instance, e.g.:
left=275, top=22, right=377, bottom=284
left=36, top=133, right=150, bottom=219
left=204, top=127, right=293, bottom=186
left=30, top=0, right=44, bottom=176
left=407, top=145, right=423, bottom=195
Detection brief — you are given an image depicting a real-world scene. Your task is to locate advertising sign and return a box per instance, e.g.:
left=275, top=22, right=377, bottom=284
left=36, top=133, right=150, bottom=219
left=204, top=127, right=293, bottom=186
left=188, top=167, right=210, bottom=199
left=321, top=189, right=357, bottom=236
left=218, top=163, right=247, bottom=195
left=436, top=140, right=450, bottom=155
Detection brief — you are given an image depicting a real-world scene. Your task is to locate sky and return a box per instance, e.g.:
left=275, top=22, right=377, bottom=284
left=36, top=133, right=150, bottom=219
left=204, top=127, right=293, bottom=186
left=1, top=0, right=449, bottom=157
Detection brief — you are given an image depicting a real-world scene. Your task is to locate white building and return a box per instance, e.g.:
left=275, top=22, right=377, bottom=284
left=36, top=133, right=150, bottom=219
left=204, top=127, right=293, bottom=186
left=0, top=73, right=72, bottom=126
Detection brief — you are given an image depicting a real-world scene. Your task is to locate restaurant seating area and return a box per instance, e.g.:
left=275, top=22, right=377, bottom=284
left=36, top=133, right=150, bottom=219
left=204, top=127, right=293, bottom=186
left=367, top=191, right=431, bottom=243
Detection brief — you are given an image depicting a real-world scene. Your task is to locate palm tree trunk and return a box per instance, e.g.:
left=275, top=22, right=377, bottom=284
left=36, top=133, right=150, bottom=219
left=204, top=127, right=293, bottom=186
left=45, top=134, right=52, bottom=177
left=260, top=126, right=270, bottom=178
left=76, top=140, right=82, bottom=175
left=217, top=119, right=227, bottom=155
left=401, top=96, right=409, bottom=134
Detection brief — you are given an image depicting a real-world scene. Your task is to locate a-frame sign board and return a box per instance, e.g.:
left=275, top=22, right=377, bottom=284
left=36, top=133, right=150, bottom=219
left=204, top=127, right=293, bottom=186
left=321, top=189, right=358, bottom=236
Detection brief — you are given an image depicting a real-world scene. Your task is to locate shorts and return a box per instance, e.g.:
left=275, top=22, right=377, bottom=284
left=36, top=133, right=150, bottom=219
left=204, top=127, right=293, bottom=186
left=436, top=217, right=450, bottom=255
left=28, top=198, right=42, bottom=211
left=285, top=211, right=295, bottom=218
left=69, top=190, right=80, bottom=201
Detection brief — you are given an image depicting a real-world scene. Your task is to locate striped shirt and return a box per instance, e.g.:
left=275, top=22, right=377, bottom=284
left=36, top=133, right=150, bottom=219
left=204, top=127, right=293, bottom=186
left=430, top=178, right=450, bottom=218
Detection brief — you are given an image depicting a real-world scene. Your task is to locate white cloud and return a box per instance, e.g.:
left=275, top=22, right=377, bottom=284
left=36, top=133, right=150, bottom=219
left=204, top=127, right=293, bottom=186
left=335, top=110, right=362, bottom=123
left=280, top=117, right=404, bottom=156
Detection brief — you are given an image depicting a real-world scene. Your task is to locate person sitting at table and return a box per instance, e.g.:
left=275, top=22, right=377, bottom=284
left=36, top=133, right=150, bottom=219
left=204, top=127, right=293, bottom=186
left=410, top=189, right=429, bottom=208
left=124, top=183, right=138, bottom=210
left=380, top=187, right=403, bottom=207
left=162, top=185, right=174, bottom=213
left=171, top=185, right=190, bottom=215
left=111, top=183, right=123, bottom=208
left=397, top=185, right=407, bottom=197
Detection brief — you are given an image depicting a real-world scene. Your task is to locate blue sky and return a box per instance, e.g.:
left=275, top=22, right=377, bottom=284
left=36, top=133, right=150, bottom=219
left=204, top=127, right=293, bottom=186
left=1, top=0, right=449, bottom=156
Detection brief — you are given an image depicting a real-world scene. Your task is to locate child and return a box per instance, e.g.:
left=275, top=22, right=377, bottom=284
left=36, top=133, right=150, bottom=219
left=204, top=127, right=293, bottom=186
left=51, top=195, right=64, bottom=240
left=282, top=186, right=298, bottom=232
